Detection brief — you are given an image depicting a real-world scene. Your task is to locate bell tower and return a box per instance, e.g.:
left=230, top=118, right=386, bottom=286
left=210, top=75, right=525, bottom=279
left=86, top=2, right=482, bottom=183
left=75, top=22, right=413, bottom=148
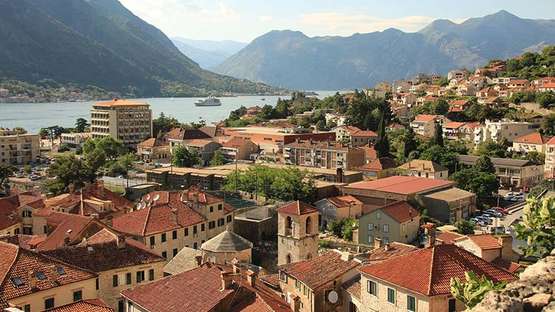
left=277, top=201, right=319, bottom=266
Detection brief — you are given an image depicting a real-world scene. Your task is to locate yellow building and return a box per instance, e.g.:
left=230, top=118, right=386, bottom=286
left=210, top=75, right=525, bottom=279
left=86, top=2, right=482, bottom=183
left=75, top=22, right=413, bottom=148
left=0, top=130, right=40, bottom=165
left=43, top=229, right=165, bottom=312
left=0, top=241, right=98, bottom=312
left=112, top=188, right=233, bottom=261
left=90, top=99, right=152, bottom=147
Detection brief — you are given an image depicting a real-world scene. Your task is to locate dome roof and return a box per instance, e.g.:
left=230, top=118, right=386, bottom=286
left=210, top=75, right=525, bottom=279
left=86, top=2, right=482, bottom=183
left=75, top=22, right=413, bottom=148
left=201, top=230, right=253, bottom=253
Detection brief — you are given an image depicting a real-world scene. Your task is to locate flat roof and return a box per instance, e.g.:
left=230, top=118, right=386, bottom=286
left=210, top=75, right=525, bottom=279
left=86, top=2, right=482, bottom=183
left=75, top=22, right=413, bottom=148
left=457, top=155, right=532, bottom=168
left=422, top=187, right=474, bottom=201
left=94, top=99, right=149, bottom=108
left=344, top=176, right=454, bottom=195
left=147, top=163, right=360, bottom=177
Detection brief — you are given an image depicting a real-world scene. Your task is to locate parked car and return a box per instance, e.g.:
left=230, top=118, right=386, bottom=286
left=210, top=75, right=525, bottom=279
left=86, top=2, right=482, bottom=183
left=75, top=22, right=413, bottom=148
left=493, top=207, right=509, bottom=215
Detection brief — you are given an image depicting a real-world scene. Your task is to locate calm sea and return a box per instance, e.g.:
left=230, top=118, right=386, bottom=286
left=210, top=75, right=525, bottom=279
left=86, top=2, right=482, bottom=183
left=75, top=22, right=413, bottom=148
left=0, top=91, right=338, bottom=133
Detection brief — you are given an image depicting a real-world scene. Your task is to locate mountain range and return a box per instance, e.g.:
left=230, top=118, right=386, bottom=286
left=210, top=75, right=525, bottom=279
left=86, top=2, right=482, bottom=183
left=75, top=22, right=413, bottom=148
left=0, top=0, right=274, bottom=97
left=215, top=10, right=555, bottom=90
left=171, top=38, right=247, bottom=69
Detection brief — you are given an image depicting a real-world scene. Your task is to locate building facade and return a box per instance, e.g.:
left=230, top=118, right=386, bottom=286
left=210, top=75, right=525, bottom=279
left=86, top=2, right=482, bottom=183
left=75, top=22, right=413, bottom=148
left=90, top=99, right=152, bottom=147
left=284, top=140, right=365, bottom=170
left=277, top=201, right=319, bottom=266
left=0, top=132, right=40, bottom=165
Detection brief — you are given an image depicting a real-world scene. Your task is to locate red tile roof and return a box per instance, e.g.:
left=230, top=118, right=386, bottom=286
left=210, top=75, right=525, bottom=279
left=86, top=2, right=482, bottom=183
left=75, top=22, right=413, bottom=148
left=513, top=132, right=549, bottom=145
left=278, top=251, right=360, bottom=290
left=345, top=176, right=454, bottom=195
left=37, top=212, right=101, bottom=251
left=166, top=128, right=212, bottom=141
left=491, top=258, right=522, bottom=274
left=48, top=299, right=114, bottom=312
left=443, top=122, right=466, bottom=129
left=380, top=201, right=420, bottom=223
left=112, top=189, right=229, bottom=236
left=358, top=157, right=397, bottom=171
left=356, top=242, right=417, bottom=264
left=223, top=137, right=256, bottom=148
left=0, top=241, right=96, bottom=305
left=0, top=196, right=21, bottom=230
left=138, top=138, right=167, bottom=149
left=122, top=264, right=290, bottom=312
left=360, top=244, right=516, bottom=296
left=467, top=234, right=502, bottom=250
left=327, top=195, right=363, bottom=208
left=436, top=231, right=465, bottom=244
left=43, top=232, right=164, bottom=272
left=277, top=201, right=318, bottom=216
left=413, top=114, right=440, bottom=122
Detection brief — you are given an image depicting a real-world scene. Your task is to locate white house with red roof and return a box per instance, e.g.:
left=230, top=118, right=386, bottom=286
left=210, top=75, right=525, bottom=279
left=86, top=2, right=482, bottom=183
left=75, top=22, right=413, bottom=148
left=357, top=201, right=421, bottom=245
left=333, top=126, right=378, bottom=147
left=511, top=132, right=551, bottom=154
left=410, top=115, right=448, bottom=138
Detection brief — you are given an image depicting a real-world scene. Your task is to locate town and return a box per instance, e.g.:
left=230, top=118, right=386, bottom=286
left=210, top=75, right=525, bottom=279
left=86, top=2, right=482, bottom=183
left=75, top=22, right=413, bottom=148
left=0, top=47, right=554, bottom=312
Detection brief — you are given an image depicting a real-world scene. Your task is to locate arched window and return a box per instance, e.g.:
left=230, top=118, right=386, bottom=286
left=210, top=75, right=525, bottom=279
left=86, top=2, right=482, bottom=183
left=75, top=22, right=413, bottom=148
left=286, top=254, right=292, bottom=264
left=305, top=216, right=312, bottom=235
left=285, top=216, right=293, bottom=235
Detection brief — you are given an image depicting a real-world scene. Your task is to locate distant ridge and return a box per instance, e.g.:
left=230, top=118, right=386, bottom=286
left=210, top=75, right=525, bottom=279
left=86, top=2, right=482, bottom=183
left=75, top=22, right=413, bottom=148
left=215, top=10, right=555, bottom=90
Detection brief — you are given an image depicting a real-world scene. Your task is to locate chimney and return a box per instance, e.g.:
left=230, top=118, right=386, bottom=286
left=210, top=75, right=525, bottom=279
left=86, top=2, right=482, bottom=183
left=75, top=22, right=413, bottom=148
left=195, top=255, right=203, bottom=267
left=246, top=269, right=257, bottom=287
left=373, top=237, right=383, bottom=249
left=340, top=251, right=353, bottom=261
left=64, top=229, right=72, bottom=246
left=498, top=235, right=514, bottom=261
left=220, top=271, right=233, bottom=291
left=28, top=270, right=36, bottom=289
left=422, top=223, right=436, bottom=248
left=117, top=234, right=126, bottom=249
left=384, top=243, right=390, bottom=251
left=231, top=258, right=240, bottom=274
left=170, top=208, right=178, bottom=224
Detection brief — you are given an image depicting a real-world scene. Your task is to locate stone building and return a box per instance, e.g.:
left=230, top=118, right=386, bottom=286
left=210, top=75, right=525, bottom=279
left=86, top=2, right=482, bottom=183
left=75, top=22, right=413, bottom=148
left=200, top=230, right=253, bottom=265
left=277, top=201, right=319, bottom=266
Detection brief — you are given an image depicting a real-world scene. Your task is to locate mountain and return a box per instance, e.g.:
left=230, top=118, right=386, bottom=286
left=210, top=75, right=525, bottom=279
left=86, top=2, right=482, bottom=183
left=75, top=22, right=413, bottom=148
left=0, top=0, right=275, bottom=97
left=215, top=11, right=555, bottom=90
left=171, top=38, right=247, bottom=69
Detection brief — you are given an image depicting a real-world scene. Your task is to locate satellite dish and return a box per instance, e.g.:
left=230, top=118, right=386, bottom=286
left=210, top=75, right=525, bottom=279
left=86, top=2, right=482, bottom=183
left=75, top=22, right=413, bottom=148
left=153, top=194, right=160, bottom=201
left=328, top=291, right=338, bottom=304
left=145, top=195, right=151, bottom=201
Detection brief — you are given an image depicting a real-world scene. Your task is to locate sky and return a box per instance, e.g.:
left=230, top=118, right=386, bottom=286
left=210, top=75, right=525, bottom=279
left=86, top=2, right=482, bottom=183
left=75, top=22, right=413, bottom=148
left=119, top=0, right=555, bottom=43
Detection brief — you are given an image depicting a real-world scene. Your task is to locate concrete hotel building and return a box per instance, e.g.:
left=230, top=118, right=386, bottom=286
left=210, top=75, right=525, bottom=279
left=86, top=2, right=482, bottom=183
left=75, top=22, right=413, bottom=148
left=90, top=99, right=152, bottom=147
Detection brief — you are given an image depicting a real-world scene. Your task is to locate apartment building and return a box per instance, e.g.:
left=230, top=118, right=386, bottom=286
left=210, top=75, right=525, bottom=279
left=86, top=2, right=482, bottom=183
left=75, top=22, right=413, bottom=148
left=90, top=99, right=152, bottom=147
left=333, top=126, right=377, bottom=146
left=0, top=131, right=40, bottom=165
left=284, top=140, right=365, bottom=170
left=511, top=132, right=550, bottom=154
left=458, top=155, right=544, bottom=190
left=0, top=241, right=98, bottom=312
left=220, top=136, right=259, bottom=161
left=397, top=160, right=448, bottom=180
left=357, top=201, right=421, bottom=245
left=43, top=229, right=165, bottom=312
left=545, top=137, right=555, bottom=178
left=136, top=137, right=170, bottom=164
left=474, top=119, right=539, bottom=145
left=112, top=188, right=233, bottom=261
left=410, top=115, right=447, bottom=138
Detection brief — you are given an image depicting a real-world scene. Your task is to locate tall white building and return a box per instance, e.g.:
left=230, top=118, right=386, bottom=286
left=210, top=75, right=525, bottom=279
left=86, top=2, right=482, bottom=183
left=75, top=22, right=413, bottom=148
left=474, top=119, right=539, bottom=146
left=90, top=99, right=152, bottom=147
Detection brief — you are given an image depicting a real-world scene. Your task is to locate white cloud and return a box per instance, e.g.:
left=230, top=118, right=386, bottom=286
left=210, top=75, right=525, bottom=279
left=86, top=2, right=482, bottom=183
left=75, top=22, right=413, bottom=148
left=258, top=15, right=273, bottom=22
left=298, top=12, right=437, bottom=36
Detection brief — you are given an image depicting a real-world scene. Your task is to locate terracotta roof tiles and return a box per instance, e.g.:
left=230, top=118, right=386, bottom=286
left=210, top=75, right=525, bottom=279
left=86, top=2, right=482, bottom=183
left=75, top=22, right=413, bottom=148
left=48, top=299, right=113, bottom=312
left=277, top=201, right=318, bottom=216
left=380, top=201, right=420, bottom=223
left=345, top=176, right=454, bottom=195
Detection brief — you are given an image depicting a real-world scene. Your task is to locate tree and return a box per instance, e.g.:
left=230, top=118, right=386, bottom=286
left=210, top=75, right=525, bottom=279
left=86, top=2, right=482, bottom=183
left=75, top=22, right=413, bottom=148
left=434, top=99, right=449, bottom=115
left=450, top=271, right=506, bottom=309
left=474, top=140, right=509, bottom=158
left=455, top=220, right=475, bottom=235
left=375, top=109, right=390, bottom=157
left=210, top=150, right=226, bottom=166
left=0, top=165, right=15, bottom=194
left=75, top=118, right=89, bottom=133
left=536, top=91, right=555, bottom=108
left=433, top=122, right=444, bottom=147
left=452, top=168, right=499, bottom=203
left=514, top=196, right=555, bottom=258
left=475, top=156, right=495, bottom=174
left=420, top=145, right=459, bottom=174
left=153, top=113, right=182, bottom=137
left=403, top=127, right=418, bottom=159
left=172, top=146, right=200, bottom=167
left=46, top=154, right=94, bottom=194
left=541, top=113, right=555, bottom=136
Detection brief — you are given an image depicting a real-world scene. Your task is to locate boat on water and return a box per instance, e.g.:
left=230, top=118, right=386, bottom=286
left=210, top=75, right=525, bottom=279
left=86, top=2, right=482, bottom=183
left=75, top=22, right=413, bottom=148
left=195, top=96, right=222, bottom=106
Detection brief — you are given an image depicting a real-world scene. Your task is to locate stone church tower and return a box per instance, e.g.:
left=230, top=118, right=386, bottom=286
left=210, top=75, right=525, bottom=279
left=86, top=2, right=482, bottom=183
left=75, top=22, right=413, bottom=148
left=277, top=201, right=319, bottom=266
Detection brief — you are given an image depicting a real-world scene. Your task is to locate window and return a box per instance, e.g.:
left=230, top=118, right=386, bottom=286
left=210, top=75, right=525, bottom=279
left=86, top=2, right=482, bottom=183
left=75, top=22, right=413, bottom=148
left=73, top=290, right=82, bottom=302
left=218, top=204, right=223, bottom=210
left=193, top=225, right=197, bottom=234
left=11, top=277, right=24, bottom=287
left=383, top=224, right=389, bottom=233
left=367, top=223, right=374, bottom=231
left=448, top=299, right=456, bottom=312
left=162, top=251, right=167, bottom=259
left=172, top=230, right=177, bottom=240
left=193, top=242, right=198, bottom=249
left=218, top=218, right=224, bottom=226
left=161, top=233, right=167, bottom=242
left=201, top=223, right=205, bottom=231
left=227, top=215, right=232, bottom=223
left=407, top=295, right=416, bottom=312
left=44, top=298, right=54, bottom=310
left=383, top=237, right=389, bottom=244
left=367, top=280, right=377, bottom=296
left=35, top=271, right=46, bottom=280
left=173, top=248, right=178, bottom=257
left=23, top=304, right=30, bottom=312
left=148, top=269, right=155, bottom=281
left=126, top=273, right=132, bottom=285
left=184, top=228, right=189, bottom=236
left=209, top=221, right=215, bottom=229
left=56, top=266, right=66, bottom=275
left=118, top=300, right=124, bottom=312
left=149, top=236, right=155, bottom=246
left=376, top=212, right=381, bottom=219
left=136, top=271, right=145, bottom=283
left=387, top=288, right=396, bottom=304
left=96, top=278, right=99, bottom=290
left=210, top=206, right=214, bottom=213
left=367, top=235, right=374, bottom=244
left=113, top=274, right=119, bottom=287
